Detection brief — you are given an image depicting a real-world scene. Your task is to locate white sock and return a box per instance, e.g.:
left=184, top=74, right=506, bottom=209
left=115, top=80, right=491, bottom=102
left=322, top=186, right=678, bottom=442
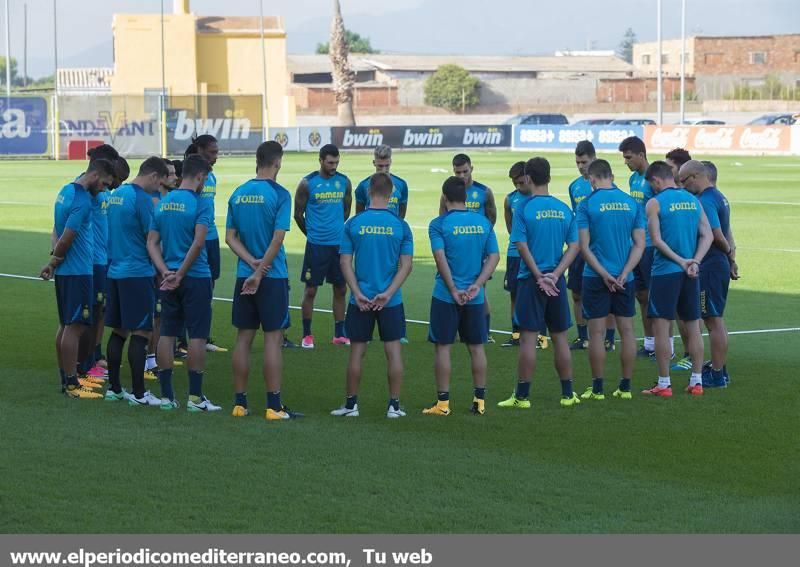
left=644, top=336, right=655, bottom=351
left=669, top=337, right=675, bottom=357
left=689, top=373, right=702, bottom=386
left=658, top=376, right=671, bottom=388
left=145, top=354, right=157, bottom=371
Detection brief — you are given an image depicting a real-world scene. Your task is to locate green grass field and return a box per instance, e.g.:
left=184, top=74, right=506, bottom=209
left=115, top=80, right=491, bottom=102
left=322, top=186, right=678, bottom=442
left=1, top=150, right=798, bottom=533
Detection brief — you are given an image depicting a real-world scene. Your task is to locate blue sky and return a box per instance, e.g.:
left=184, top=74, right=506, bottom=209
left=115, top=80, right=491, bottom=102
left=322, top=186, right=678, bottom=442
left=2, top=0, right=798, bottom=78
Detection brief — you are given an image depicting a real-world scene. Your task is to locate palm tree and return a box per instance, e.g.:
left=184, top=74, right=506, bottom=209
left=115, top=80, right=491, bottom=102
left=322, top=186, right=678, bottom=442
left=329, top=0, right=355, bottom=126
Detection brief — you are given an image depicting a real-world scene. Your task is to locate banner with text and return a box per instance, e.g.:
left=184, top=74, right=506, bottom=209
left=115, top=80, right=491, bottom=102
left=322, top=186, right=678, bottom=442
left=0, top=97, right=49, bottom=155
left=643, top=125, right=793, bottom=155
left=513, top=124, right=643, bottom=151
left=332, top=125, right=512, bottom=150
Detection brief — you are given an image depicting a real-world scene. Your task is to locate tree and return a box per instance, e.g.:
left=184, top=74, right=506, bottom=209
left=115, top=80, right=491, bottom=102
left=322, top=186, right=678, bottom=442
left=617, top=28, right=637, bottom=64
left=329, top=0, right=355, bottom=126
left=0, top=56, right=18, bottom=87
left=424, top=64, right=480, bottom=113
left=317, top=29, right=377, bottom=54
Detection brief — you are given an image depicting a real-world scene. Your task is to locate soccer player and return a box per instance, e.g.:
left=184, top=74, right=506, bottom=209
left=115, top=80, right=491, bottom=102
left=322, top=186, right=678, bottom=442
left=576, top=159, right=645, bottom=400
left=145, top=159, right=179, bottom=379
left=185, top=135, right=227, bottom=353
left=498, top=157, right=581, bottom=408
left=423, top=176, right=499, bottom=416
left=501, top=161, right=528, bottom=348
left=679, top=160, right=736, bottom=388
left=330, top=172, right=413, bottom=418
left=355, top=144, right=408, bottom=218
left=618, top=136, right=669, bottom=358
left=147, top=154, right=221, bottom=412
left=642, top=161, right=712, bottom=397
left=104, top=157, right=169, bottom=406
left=294, top=144, right=352, bottom=348
left=79, top=146, right=124, bottom=381
left=226, top=141, right=301, bottom=420
left=440, top=153, right=498, bottom=342
left=41, top=159, right=116, bottom=399
left=354, top=144, right=411, bottom=345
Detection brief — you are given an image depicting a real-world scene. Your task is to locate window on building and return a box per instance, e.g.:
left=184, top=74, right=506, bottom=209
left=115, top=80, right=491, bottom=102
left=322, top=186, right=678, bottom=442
left=661, top=54, right=669, bottom=64
left=641, top=54, right=651, bottom=65
left=749, top=51, right=767, bottom=65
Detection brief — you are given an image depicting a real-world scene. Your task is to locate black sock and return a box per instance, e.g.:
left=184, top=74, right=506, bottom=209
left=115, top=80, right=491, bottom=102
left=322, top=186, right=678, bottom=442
left=128, top=335, right=148, bottom=398
left=106, top=332, right=126, bottom=394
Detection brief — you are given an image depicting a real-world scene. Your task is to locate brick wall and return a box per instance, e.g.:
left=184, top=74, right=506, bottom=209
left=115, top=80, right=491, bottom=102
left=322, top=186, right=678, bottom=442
left=695, top=35, right=800, bottom=75
left=293, top=85, right=399, bottom=110
left=597, top=77, right=695, bottom=103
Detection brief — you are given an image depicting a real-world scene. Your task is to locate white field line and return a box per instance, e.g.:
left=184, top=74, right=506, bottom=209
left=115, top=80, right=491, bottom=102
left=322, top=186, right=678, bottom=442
left=1, top=272, right=797, bottom=340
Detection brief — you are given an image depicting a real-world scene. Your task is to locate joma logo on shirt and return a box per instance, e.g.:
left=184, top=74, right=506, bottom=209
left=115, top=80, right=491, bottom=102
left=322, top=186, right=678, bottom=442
left=56, top=195, right=65, bottom=204
left=108, top=196, right=124, bottom=206
left=669, top=202, right=697, bottom=212
left=535, top=210, right=565, bottom=220
left=453, top=225, right=485, bottom=235
left=160, top=203, right=186, bottom=212
left=574, top=195, right=587, bottom=205
left=235, top=195, right=265, bottom=205
left=358, top=225, right=394, bottom=236
left=599, top=202, right=631, bottom=212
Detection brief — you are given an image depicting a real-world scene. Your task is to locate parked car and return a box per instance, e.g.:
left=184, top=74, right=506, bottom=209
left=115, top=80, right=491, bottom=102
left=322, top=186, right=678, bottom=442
left=571, top=118, right=614, bottom=126
left=747, top=113, right=796, bottom=125
left=608, top=118, right=657, bottom=126
left=504, top=113, right=569, bottom=126
left=677, top=119, right=727, bottom=125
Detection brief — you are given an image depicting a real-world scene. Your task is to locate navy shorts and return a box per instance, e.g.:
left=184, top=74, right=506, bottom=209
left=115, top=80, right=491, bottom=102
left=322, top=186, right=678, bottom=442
left=582, top=276, right=636, bottom=319
left=648, top=272, right=700, bottom=321
left=514, top=276, right=572, bottom=334
left=301, top=242, right=344, bottom=287
left=54, top=275, right=93, bottom=326
left=700, top=267, right=730, bottom=318
left=633, top=246, right=655, bottom=293
left=346, top=303, right=405, bottom=343
left=567, top=256, right=586, bottom=293
left=92, top=264, right=107, bottom=306
left=232, top=277, right=289, bottom=332
left=428, top=298, right=487, bottom=345
left=205, top=238, right=221, bottom=282
left=105, top=277, right=155, bottom=331
left=504, top=256, right=521, bottom=295
left=160, top=277, right=213, bottom=339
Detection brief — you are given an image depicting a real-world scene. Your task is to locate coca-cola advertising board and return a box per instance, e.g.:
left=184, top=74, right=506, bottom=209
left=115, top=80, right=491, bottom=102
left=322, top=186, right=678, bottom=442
left=644, top=125, right=793, bottom=155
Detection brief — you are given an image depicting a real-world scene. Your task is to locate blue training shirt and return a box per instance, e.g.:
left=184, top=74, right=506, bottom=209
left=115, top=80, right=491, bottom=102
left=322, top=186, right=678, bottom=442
left=628, top=171, right=655, bottom=246
left=340, top=209, right=413, bottom=308
left=505, top=189, right=528, bottom=258
left=355, top=173, right=409, bottom=216
left=465, top=180, right=489, bottom=216
left=304, top=170, right=350, bottom=246
left=150, top=189, right=213, bottom=279
left=651, top=188, right=703, bottom=276
left=226, top=178, right=292, bottom=279
left=54, top=182, right=94, bottom=276
left=199, top=170, right=218, bottom=241
left=698, top=187, right=731, bottom=271
left=107, top=183, right=156, bottom=279
left=568, top=176, right=593, bottom=213
left=91, top=191, right=109, bottom=267
left=576, top=187, right=645, bottom=281
left=429, top=209, right=499, bottom=305
left=510, top=195, right=577, bottom=279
